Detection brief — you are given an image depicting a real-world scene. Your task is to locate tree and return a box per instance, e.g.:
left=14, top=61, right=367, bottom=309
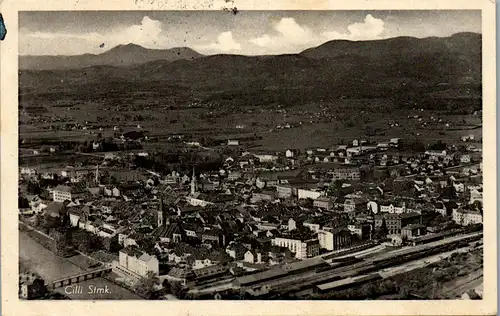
left=375, top=218, right=388, bottom=240
left=19, top=196, right=30, bottom=209
left=171, top=281, right=188, bottom=299
left=27, top=182, right=42, bottom=195
left=133, top=271, right=160, bottom=299
left=327, top=180, right=344, bottom=197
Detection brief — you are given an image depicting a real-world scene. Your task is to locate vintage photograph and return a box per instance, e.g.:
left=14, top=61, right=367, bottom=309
left=17, top=9, right=487, bottom=302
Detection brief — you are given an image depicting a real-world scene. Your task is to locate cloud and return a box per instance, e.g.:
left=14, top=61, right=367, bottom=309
left=249, top=14, right=386, bottom=54
left=322, top=14, right=386, bottom=41
left=249, top=18, right=317, bottom=54
left=21, top=16, right=168, bottom=55
left=194, top=31, right=241, bottom=54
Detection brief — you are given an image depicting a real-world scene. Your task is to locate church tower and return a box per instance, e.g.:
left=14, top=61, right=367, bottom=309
left=157, top=197, right=164, bottom=227
left=95, top=165, right=99, bottom=184
left=190, top=166, right=196, bottom=195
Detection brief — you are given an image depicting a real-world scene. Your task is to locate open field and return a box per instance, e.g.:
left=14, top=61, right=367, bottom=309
left=20, top=93, right=482, bottom=153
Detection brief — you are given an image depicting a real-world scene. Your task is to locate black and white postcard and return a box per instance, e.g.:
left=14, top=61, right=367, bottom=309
left=1, top=0, right=497, bottom=315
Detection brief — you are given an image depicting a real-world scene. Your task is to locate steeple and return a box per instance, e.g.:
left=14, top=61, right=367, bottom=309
left=190, top=166, right=196, bottom=195
left=95, top=165, right=99, bottom=184
left=158, top=196, right=164, bottom=227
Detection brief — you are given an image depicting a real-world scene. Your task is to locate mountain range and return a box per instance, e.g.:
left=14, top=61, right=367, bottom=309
left=19, top=44, right=203, bottom=70
left=19, top=32, right=481, bottom=103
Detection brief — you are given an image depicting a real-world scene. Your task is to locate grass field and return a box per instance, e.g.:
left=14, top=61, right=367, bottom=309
left=19, top=94, right=482, bottom=154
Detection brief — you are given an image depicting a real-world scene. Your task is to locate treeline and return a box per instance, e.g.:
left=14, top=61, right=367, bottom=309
left=133, top=150, right=223, bottom=175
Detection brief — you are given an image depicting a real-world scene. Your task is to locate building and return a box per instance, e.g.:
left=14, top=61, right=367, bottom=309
left=366, top=201, right=379, bottom=214
left=117, top=247, right=159, bottom=278
left=318, top=228, right=353, bottom=251
left=51, top=185, right=72, bottom=202
left=379, top=202, right=407, bottom=214
left=228, top=171, right=242, bottom=181
left=401, top=224, right=427, bottom=239
left=343, top=198, right=365, bottom=213
left=347, top=223, right=372, bottom=240
left=433, top=202, right=447, bottom=217
left=52, top=184, right=86, bottom=203
left=376, top=212, right=421, bottom=235
left=452, top=209, right=483, bottom=226
left=271, top=233, right=320, bottom=259
left=469, top=187, right=483, bottom=204
left=425, top=150, right=447, bottom=158
left=228, top=140, right=240, bottom=146
left=19, top=273, right=47, bottom=299
left=460, top=154, right=471, bottom=164
left=244, top=249, right=266, bottom=264
left=331, top=167, right=361, bottom=181
left=297, top=189, right=322, bottom=200
left=313, top=196, right=333, bottom=209
left=251, top=190, right=277, bottom=203
left=285, top=149, right=297, bottom=158
left=276, top=184, right=293, bottom=199
left=226, top=242, right=248, bottom=261
left=254, top=153, right=279, bottom=163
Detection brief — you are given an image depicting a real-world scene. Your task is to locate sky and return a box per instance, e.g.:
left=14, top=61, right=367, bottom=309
left=19, top=10, right=481, bottom=56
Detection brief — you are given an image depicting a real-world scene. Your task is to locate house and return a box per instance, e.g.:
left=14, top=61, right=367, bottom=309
left=52, top=184, right=86, bottom=203
left=201, top=229, right=228, bottom=248
left=379, top=202, right=407, bottom=214
left=19, top=273, right=47, bottom=299
left=297, top=189, right=322, bottom=200
left=267, top=245, right=293, bottom=265
left=331, top=166, right=361, bottom=181
left=228, top=171, right=242, bottom=181
left=313, top=196, right=333, bottom=209
left=375, top=212, right=421, bottom=235
left=154, top=222, right=186, bottom=243
left=453, top=182, right=465, bottom=193
left=251, top=190, right=276, bottom=203
left=253, top=153, right=279, bottom=163
left=377, top=142, right=391, bottom=149
left=390, top=138, right=400, bottom=145
left=226, top=242, right=248, bottom=261
left=460, top=154, right=471, bottom=164
left=67, top=205, right=91, bottom=227
left=425, top=150, right=447, bottom=158
left=401, top=224, right=427, bottom=239
left=469, top=187, right=483, bottom=204
left=117, top=247, right=159, bottom=278
left=347, top=223, right=372, bottom=240
left=20, top=167, right=37, bottom=177
left=433, top=202, right=447, bottom=216
left=343, top=198, right=365, bottom=213
left=244, top=249, right=266, bottom=264
left=187, top=193, right=214, bottom=207
left=452, top=208, right=482, bottom=226
left=276, top=184, right=293, bottom=199
left=228, top=140, right=239, bottom=146
left=285, top=149, right=297, bottom=158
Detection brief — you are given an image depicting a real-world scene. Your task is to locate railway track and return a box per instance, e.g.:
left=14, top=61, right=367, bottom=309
left=248, top=232, right=483, bottom=296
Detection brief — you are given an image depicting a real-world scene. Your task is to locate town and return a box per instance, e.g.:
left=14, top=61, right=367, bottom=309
left=18, top=128, right=484, bottom=300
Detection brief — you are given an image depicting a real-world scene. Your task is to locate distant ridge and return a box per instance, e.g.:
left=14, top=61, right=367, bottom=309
left=19, top=44, right=204, bottom=70
left=19, top=33, right=481, bottom=102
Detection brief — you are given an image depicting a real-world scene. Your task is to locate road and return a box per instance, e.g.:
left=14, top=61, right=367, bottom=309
left=19, top=231, right=142, bottom=300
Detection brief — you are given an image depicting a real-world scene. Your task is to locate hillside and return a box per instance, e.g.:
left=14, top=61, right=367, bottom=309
left=19, top=33, right=481, bottom=107
left=19, top=44, right=203, bottom=70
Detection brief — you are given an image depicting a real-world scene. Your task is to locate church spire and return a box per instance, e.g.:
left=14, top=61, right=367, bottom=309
left=190, top=166, right=196, bottom=195
left=95, top=164, right=99, bottom=184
